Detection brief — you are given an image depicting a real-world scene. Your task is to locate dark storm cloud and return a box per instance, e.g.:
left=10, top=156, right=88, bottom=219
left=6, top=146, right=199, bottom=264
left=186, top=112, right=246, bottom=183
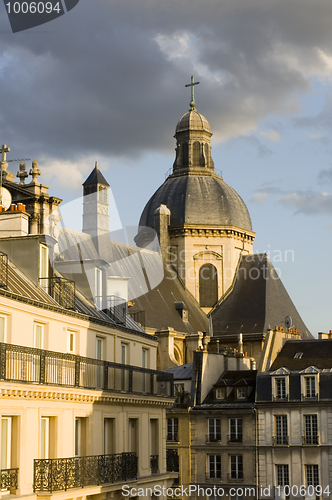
left=1, top=0, right=332, bottom=181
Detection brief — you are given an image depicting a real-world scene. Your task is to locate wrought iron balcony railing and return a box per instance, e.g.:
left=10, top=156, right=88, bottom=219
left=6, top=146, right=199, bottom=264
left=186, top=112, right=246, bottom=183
left=150, top=455, right=159, bottom=474
left=0, top=343, right=173, bottom=397
left=1, top=468, right=18, bottom=492
left=227, top=472, right=244, bottom=482
left=273, top=436, right=289, bottom=446
left=166, top=449, right=179, bottom=472
left=206, top=434, right=222, bottom=443
left=227, top=434, right=243, bottom=443
left=301, top=393, right=319, bottom=401
left=39, top=277, right=75, bottom=310
left=33, top=452, right=137, bottom=492
left=303, top=435, right=319, bottom=445
left=128, top=310, right=145, bottom=329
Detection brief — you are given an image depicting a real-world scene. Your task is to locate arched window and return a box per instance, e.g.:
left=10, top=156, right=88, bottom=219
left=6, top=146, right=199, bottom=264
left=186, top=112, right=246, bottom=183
left=199, top=264, right=218, bottom=307
left=193, top=141, right=200, bottom=165
left=182, top=142, right=189, bottom=167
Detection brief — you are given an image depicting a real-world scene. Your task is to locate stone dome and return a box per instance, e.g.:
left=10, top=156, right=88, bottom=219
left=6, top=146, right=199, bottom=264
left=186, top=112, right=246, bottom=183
left=139, top=174, right=253, bottom=232
left=175, top=110, right=211, bottom=135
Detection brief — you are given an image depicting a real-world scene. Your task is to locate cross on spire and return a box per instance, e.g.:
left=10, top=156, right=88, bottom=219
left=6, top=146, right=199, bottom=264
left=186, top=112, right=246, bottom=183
left=185, top=76, right=200, bottom=111
left=0, top=145, right=10, bottom=163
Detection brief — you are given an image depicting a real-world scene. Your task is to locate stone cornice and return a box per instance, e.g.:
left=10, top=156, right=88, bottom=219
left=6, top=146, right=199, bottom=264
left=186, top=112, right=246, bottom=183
left=0, top=385, right=173, bottom=407
left=169, top=225, right=255, bottom=241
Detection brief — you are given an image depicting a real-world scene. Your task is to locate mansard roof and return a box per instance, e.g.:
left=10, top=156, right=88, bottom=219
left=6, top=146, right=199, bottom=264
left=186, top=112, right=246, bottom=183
left=270, top=339, right=332, bottom=370
left=210, top=253, right=311, bottom=339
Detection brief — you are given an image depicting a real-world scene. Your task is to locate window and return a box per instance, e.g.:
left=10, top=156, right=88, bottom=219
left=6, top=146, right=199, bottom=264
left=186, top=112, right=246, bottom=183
left=40, top=417, right=50, bottom=459
left=39, top=245, right=49, bottom=280
left=208, top=418, right=221, bottom=442
left=129, top=418, right=138, bottom=454
left=68, top=330, right=75, bottom=353
left=104, top=418, right=114, bottom=455
left=229, top=418, right=242, bottom=443
left=75, top=417, right=87, bottom=457
left=304, top=415, right=318, bottom=445
left=199, top=264, right=218, bottom=307
left=306, top=465, right=319, bottom=487
left=215, top=388, right=225, bottom=400
left=98, top=185, right=108, bottom=203
left=167, top=418, right=178, bottom=442
left=305, top=377, right=316, bottom=398
left=1, top=417, right=11, bottom=469
left=208, top=454, right=221, bottom=479
left=275, top=416, right=288, bottom=445
left=142, top=348, right=148, bottom=392
left=34, top=323, right=44, bottom=349
left=275, top=378, right=286, bottom=400
left=236, top=388, right=246, bottom=400
left=0, top=316, right=6, bottom=343
left=276, top=464, right=289, bottom=487
left=230, top=455, right=243, bottom=480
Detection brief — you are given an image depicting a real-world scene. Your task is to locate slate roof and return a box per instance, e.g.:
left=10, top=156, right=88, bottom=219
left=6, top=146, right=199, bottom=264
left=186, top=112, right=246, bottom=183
left=270, top=339, right=332, bottom=371
left=138, top=174, right=253, bottom=232
left=211, top=253, right=311, bottom=339
left=163, top=363, right=193, bottom=380
left=202, top=369, right=257, bottom=405
left=83, top=166, right=109, bottom=187
left=58, top=229, right=209, bottom=334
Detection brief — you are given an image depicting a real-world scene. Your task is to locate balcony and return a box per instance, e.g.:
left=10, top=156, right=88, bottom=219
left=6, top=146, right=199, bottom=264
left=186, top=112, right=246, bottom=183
left=206, top=434, right=222, bottom=443
left=273, top=436, right=289, bottom=446
left=227, top=472, right=244, bottom=482
left=1, top=468, right=18, bottom=492
left=303, top=435, right=319, bottom=445
left=227, top=434, right=243, bottom=444
left=33, top=453, right=137, bottom=492
left=150, top=455, right=159, bottom=474
left=39, top=277, right=75, bottom=310
left=166, top=449, right=179, bottom=473
left=0, top=343, right=173, bottom=397
left=128, top=310, right=145, bottom=329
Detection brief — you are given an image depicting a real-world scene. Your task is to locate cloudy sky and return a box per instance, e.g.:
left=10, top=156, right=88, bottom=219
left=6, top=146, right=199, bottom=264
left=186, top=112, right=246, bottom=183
left=1, top=0, right=332, bottom=335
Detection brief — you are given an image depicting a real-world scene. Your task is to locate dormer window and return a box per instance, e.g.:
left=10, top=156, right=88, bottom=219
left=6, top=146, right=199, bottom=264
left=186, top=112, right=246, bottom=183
left=276, top=378, right=286, bottom=400
left=215, top=388, right=225, bottom=400
left=300, top=366, right=319, bottom=401
left=236, top=388, right=246, bottom=400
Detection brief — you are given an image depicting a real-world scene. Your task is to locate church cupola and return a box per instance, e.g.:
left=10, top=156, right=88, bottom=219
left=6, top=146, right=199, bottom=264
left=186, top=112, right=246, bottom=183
left=173, top=76, right=214, bottom=174
left=82, top=162, right=110, bottom=243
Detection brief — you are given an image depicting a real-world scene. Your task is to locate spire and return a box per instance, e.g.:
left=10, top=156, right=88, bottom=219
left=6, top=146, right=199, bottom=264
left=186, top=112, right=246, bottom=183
left=185, top=75, right=200, bottom=111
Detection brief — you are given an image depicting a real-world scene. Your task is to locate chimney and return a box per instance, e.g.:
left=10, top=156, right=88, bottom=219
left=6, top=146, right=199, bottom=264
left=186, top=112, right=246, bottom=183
left=154, top=204, right=171, bottom=263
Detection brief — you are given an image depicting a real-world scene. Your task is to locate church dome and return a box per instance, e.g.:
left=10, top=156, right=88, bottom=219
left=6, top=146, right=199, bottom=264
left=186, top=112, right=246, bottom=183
left=175, top=110, right=211, bottom=135
left=139, top=174, right=253, bottom=232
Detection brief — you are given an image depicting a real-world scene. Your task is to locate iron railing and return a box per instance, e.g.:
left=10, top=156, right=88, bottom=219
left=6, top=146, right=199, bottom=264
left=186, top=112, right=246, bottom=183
left=206, top=434, right=222, bottom=443
left=273, top=436, right=289, bottom=446
left=0, top=343, right=173, bottom=397
left=150, top=455, right=159, bottom=474
left=95, top=295, right=128, bottom=326
left=128, top=310, right=145, bottom=329
left=227, top=472, right=244, bottom=482
left=167, top=433, right=179, bottom=442
left=1, top=468, right=18, bottom=491
left=39, top=277, right=75, bottom=309
left=34, top=452, right=137, bottom=492
left=166, top=449, right=179, bottom=472
left=303, top=435, right=319, bottom=445
left=227, top=434, right=243, bottom=443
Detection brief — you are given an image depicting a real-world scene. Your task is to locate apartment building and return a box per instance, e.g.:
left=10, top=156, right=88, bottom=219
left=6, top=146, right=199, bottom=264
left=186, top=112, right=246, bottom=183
left=256, top=338, right=332, bottom=500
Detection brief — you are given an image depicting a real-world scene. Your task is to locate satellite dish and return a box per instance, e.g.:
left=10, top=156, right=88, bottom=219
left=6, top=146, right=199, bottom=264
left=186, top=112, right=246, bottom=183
left=285, top=316, right=292, bottom=329
left=0, top=187, right=12, bottom=210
